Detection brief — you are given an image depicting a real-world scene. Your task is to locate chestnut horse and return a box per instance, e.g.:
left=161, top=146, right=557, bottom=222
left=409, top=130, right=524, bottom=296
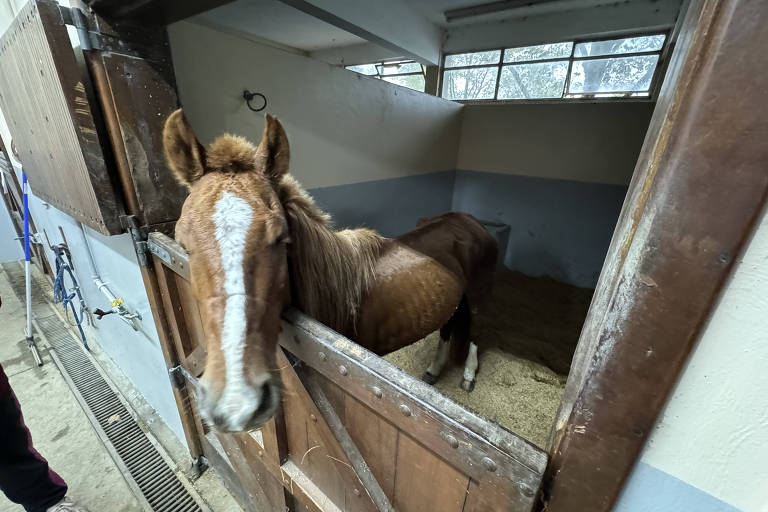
left=162, top=110, right=497, bottom=432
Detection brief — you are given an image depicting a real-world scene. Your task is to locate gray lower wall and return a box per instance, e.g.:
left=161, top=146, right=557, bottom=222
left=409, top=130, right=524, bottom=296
left=309, top=171, right=455, bottom=237
left=453, top=170, right=627, bottom=288
left=308, top=169, right=626, bottom=289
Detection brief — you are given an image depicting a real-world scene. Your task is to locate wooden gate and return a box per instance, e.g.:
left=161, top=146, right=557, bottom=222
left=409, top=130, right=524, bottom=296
left=146, top=232, right=548, bottom=512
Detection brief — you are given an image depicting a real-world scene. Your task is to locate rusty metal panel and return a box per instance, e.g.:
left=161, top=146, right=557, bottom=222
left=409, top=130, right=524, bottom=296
left=0, top=0, right=123, bottom=234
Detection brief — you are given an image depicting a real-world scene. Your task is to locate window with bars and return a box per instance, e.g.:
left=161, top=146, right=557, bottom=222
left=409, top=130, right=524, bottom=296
left=441, top=34, right=667, bottom=101
left=345, top=59, right=426, bottom=92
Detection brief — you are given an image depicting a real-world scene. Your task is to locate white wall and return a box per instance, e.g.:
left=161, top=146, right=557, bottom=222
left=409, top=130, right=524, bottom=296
left=616, top=205, right=768, bottom=511
left=457, top=102, right=654, bottom=186
left=0, top=184, right=22, bottom=262
left=167, top=20, right=463, bottom=190
left=0, top=105, right=186, bottom=443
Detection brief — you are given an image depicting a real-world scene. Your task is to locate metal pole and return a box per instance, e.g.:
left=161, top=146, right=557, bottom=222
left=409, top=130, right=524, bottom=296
left=22, top=172, right=43, bottom=367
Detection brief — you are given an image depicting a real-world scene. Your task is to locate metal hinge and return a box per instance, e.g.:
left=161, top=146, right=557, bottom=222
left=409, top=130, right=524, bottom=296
left=120, top=215, right=149, bottom=267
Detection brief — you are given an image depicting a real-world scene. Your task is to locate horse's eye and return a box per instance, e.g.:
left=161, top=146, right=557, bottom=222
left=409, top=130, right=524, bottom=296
left=272, top=234, right=291, bottom=247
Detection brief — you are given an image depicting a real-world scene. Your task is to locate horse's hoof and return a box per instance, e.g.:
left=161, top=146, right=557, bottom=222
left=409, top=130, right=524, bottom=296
left=422, top=372, right=438, bottom=385
left=461, top=378, right=476, bottom=392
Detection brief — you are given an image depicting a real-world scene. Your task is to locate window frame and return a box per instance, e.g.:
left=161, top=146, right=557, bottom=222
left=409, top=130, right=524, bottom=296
left=440, top=31, right=671, bottom=103
left=345, top=59, right=427, bottom=92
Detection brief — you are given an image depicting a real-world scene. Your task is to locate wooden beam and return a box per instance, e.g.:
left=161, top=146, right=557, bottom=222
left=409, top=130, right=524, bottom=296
left=83, top=0, right=237, bottom=24
left=544, top=0, right=768, bottom=509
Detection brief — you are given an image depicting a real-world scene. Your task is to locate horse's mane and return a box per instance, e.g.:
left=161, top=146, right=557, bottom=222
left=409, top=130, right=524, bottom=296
left=276, top=174, right=384, bottom=334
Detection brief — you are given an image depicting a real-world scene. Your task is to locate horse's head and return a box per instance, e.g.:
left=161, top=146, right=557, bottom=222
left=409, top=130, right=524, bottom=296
left=162, top=109, right=290, bottom=432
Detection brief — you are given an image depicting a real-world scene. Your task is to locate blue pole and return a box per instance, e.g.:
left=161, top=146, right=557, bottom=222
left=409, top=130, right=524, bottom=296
left=23, top=172, right=30, bottom=262
left=22, top=171, right=42, bottom=366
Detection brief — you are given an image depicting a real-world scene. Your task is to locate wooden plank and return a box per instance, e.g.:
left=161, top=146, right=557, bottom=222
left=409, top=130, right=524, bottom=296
left=201, top=434, right=263, bottom=512
left=280, top=311, right=544, bottom=510
left=299, top=363, right=394, bottom=512
left=280, top=352, right=378, bottom=512
left=393, top=434, right=469, bottom=512
left=0, top=0, right=123, bottom=234
left=344, top=396, right=398, bottom=503
left=143, top=257, right=204, bottom=459
left=90, top=50, right=188, bottom=226
left=83, top=0, right=238, bottom=24
left=545, top=0, right=768, bottom=510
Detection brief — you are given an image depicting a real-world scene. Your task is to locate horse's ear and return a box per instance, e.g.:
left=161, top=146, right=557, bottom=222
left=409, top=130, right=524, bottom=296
left=163, top=109, right=207, bottom=188
left=256, top=114, right=290, bottom=183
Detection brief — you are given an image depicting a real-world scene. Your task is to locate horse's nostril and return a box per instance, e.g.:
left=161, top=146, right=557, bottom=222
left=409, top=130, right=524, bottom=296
left=211, top=412, right=227, bottom=427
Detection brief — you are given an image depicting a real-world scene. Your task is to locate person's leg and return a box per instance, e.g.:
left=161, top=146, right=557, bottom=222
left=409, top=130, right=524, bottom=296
left=0, top=364, right=68, bottom=512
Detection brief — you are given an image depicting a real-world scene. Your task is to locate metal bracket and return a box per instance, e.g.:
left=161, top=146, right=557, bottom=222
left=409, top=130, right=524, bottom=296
left=169, top=364, right=200, bottom=393
left=58, top=5, right=163, bottom=59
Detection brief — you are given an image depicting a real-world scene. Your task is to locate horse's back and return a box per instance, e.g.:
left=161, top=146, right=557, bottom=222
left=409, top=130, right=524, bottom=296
left=397, top=212, right=497, bottom=307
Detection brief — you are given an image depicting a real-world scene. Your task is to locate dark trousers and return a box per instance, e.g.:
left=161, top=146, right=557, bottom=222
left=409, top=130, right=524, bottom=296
left=0, top=364, right=67, bottom=512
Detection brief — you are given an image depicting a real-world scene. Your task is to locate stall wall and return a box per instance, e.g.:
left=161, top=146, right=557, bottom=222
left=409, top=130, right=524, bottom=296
left=454, top=102, right=654, bottom=288
left=615, top=206, right=768, bottom=512
left=0, top=201, right=22, bottom=262
left=0, top=108, right=187, bottom=444
left=168, top=21, right=462, bottom=236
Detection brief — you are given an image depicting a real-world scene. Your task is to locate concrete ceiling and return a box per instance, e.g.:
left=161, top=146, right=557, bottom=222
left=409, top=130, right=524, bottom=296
left=194, top=0, right=366, bottom=51
left=192, top=0, right=684, bottom=65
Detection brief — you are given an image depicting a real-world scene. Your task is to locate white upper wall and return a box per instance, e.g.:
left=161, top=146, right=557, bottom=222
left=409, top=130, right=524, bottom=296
left=618, top=204, right=768, bottom=511
left=457, top=102, right=654, bottom=185
left=167, top=20, right=463, bottom=190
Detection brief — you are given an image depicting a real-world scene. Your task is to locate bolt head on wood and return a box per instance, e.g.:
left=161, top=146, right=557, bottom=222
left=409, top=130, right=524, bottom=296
left=398, top=404, right=411, bottom=417
left=481, top=457, right=497, bottom=472
left=318, top=351, right=327, bottom=361
left=443, top=433, right=459, bottom=449
left=353, top=488, right=361, bottom=497
left=310, top=414, right=317, bottom=422
left=519, top=483, right=535, bottom=498
left=338, top=365, right=348, bottom=376
left=371, top=386, right=383, bottom=398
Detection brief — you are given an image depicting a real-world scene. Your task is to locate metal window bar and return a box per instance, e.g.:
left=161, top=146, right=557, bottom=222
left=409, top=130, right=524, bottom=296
left=346, top=60, right=426, bottom=81
left=440, top=31, right=669, bottom=101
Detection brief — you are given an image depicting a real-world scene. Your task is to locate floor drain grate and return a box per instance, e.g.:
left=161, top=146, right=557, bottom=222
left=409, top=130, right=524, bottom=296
left=2, top=260, right=207, bottom=512
left=37, top=316, right=205, bottom=512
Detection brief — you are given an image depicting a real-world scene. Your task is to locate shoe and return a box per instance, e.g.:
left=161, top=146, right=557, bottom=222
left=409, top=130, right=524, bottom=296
left=46, top=496, right=90, bottom=512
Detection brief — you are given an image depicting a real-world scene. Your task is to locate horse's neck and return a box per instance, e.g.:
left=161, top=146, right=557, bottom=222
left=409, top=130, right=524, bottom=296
left=279, top=176, right=383, bottom=333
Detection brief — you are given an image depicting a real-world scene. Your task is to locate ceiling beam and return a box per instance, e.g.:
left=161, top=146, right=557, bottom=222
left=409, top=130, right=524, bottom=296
left=277, top=0, right=442, bottom=65
left=443, top=0, right=683, bottom=54
left=310, top=42, right=402, bottom=66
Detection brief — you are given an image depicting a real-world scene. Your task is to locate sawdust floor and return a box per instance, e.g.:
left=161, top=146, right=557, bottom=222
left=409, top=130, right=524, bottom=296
left=385, top=268, right=593, bottom=448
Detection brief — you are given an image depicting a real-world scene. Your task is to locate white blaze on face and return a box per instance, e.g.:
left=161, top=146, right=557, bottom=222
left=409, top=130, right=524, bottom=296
left=212, top=191, right=261, bottom=430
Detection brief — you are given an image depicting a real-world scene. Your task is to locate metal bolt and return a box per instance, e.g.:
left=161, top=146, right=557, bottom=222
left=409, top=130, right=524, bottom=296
left=519, top=483, right=535, bottom=498
left=443, top=433, right=459, bottom=449
left=481, top=457, right=497, bottom=472
left=353, top=488, right=361, bottom=497
left=310, top=414, right=317, bottom=423
left=398, top=404, right=411, bottom=417
left=318, top=352, right=327, bottom=361
left=338, top=365, right=348, bottom=376
left=371, top=386, right=383, bottom=398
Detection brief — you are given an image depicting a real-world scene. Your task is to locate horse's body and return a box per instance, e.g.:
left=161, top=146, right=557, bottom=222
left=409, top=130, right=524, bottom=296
left=162, top=110, right=496, bottom=431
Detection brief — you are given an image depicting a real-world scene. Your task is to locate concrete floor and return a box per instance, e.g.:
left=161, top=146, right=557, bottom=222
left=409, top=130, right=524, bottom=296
left=0, top=264, right=242, bottom=512
left=0, top=268, right=142, bottom=511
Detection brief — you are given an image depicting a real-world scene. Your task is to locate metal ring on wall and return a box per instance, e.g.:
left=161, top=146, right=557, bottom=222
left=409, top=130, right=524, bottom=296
left=243, top=90, right=267, bottom=112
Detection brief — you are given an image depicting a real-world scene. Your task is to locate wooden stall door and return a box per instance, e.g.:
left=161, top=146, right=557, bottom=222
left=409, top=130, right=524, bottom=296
left=147, top=232, right=548, bottom=512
